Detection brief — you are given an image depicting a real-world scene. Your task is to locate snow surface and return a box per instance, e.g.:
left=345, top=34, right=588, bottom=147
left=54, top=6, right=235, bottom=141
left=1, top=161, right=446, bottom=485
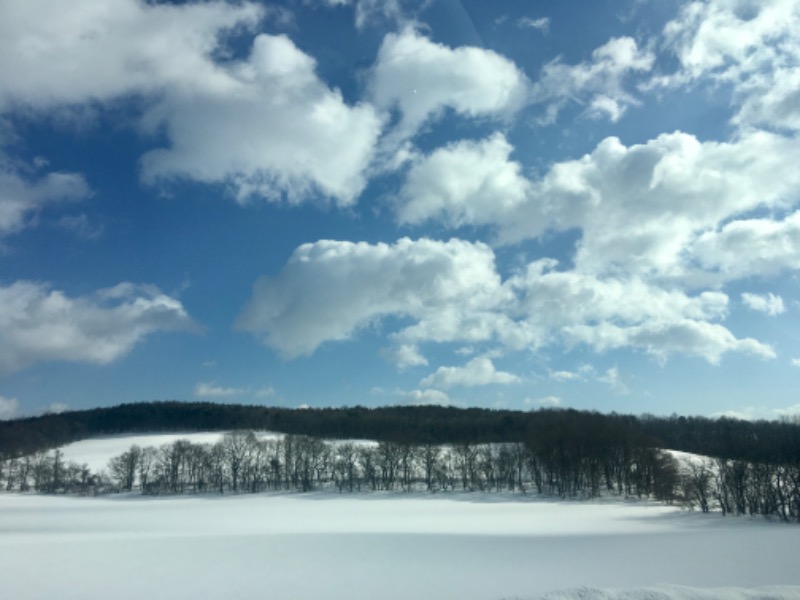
left=2, top=492, right=800, bottom=599
left=3, top=433, right=799, bottom=599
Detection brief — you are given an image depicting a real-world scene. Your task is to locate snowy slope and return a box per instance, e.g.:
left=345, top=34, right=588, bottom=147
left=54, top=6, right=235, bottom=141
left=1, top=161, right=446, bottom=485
left=58, top=431, right=275, bottom=472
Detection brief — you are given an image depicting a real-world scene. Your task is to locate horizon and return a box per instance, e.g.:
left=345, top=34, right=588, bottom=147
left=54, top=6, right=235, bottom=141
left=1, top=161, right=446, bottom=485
left=7, top=398, right=799, bottom=426
left=2, top=0, right=800, bottom=422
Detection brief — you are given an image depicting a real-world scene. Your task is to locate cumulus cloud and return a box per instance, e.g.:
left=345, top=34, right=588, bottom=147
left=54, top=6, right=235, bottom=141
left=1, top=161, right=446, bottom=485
left=660, top=0, right=800, bottom=131
left=776, top=404, right=800, bottom=420
left=511, top=260, right=730, bottom=330
left=0, top=281, right=197, bottom=376
left=568, top=319, right=775, bottom=365
left=736, top=67, right=800, bottom=132
left=550, top=370, right=582, bottom=382
left=382, top=344, right=428, bottom=369
left=370, top=27, right=529, bottom=140
left=0, top=395, right=18, bottom=420
left=239, top=238, right=771, bottom=366
left=0, top=0, right=264, bottom=109
left=404, top=129, right=800, bottom=285
left=0, top=161, right=91, bottom=237
left=141, top=34, right=383, bottom=205
left=553, top=130, right=800, bottom=280
left=237, top=237, right=511, bottom=357
left=313, top=0, right=418, bottom=29
left=662, top=0, right=799, bottom=82
left=741, top=292, right=785, bottom=316
left=396, top=133, right=529, bottom=228
left=713, top=403, right=800, bottom=422
left=420, top=357, right=521, bottom=389
left=531, top=36, right=654, bottom=123
left=1, top=1, right=382, bottom=207
left=598, top=366, right=630, bottom=394
left=404, top=388, right=452, bottom=406
left=691, top=211, right=800, bottom=281
left=517, top=17, right=550, bottom=33
left=524, top=396, right=562, bottom=407
left=354, top=0, right=417, bottom=29
left=194, top=382, right=246, bottom=398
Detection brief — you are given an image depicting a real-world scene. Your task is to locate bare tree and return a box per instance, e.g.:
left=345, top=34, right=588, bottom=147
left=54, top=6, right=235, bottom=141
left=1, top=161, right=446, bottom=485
left=221, top=431, right=257, bottom=493
left=683, top=460, right=714, bottom=513
left=108, top=445, right=141, bottom=491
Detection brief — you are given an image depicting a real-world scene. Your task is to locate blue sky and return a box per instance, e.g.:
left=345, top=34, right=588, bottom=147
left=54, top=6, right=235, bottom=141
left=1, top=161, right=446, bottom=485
left=2, top=0, right=800, bottom=421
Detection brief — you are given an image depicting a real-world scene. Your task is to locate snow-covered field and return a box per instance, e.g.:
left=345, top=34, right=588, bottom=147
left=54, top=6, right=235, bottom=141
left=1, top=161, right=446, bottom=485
left=2, top=433, right=799, bottom=600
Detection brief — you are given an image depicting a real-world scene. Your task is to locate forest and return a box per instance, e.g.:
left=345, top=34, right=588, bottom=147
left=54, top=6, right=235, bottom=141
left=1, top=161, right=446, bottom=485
left=1, top=401, right=799, bottom=521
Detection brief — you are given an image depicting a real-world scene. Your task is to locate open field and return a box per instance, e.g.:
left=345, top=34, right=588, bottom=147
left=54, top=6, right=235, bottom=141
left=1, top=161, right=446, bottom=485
left=2, top=433, right=799, bottom=599
left=2, top=490, right=800, bottom=599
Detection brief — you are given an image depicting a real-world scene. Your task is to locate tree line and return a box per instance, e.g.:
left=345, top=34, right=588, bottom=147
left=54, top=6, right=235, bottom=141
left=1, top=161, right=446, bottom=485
left=0, top=430, right=679, bottom=501
left=1, top=402, right=799, bottom=521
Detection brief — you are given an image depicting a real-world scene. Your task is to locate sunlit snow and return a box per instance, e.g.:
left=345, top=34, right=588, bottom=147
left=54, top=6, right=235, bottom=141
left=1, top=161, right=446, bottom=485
left=2, top=434, right=800, bottom=599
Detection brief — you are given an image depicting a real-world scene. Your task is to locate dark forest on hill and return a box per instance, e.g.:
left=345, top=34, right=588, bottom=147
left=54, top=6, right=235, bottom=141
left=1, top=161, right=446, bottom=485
left=2, top=401, right=800, bottom=464
left=1, top=402, right=799, bottom=521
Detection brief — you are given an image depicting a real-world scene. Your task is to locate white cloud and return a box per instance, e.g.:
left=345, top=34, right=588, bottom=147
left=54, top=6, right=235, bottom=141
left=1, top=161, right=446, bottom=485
left=45, top=402, right=69, bottom=415
left=141, top=34, right=383, bottom=206
left=313, top=0, right=418, bottom=30
left=0, top=161, right=91, bottom=237
left=660, top=0, right=800, bottom=131
left=195, top=382, right=246, bottom=398
left=381, top=344, right=428, bottom=369
left=550, top=370, right=582, bottom=382
left=735, top=66, right=800, bottom=132
left=417, top=129, right=800, bottom=285
left=420, top=357, right=521, bottom=389
left=195, top=381, right=274, bottom=398
left=396, top=133, right=530, bottom=228
left=524, top=396, right=562, bottom=407
left=692, top=210, right=800, bottom=282
left=792, top=358, right=800, bottom=367
left=239, top=237, right=776, bottom=366
left=254, top=385, right=276, bottom=398
left=568, top=319, right=775, bottom=365
left=713, top=403, right=800, bottom=422
left=741, top=292, right=785, bottom=316
left=0, top=1, right=382, bottom=207
left=54, top=214, right=103, bottom=240
left=775, top=403, right=800, bottom=420
left=0, top=281, right=197, bottom=376
left=236, top=237, right=511, bottom=358
left=404, top=388, right=452, bottom=406
left=532, top=36, right=654, bottom=123
left=517, top=17, right=550, bottom=33
left=559, top=131, right=800, bottom=281
left=0, top=395, right=18, bottom=420
left=370, top=27, right=529, bottom=140
left=662, top=0, right=799, bottom=81
left=353, top=0, right=415, bottom=29
left=511, top=260, right=731, bottom=332
left=0, top=0, right=264, bottom=109
left=598, top=366, right=630, bottom=394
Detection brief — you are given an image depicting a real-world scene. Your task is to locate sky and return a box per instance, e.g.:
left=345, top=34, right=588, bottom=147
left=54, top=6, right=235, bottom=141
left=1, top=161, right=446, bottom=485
left=2, top=0, right=800, bottom=421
